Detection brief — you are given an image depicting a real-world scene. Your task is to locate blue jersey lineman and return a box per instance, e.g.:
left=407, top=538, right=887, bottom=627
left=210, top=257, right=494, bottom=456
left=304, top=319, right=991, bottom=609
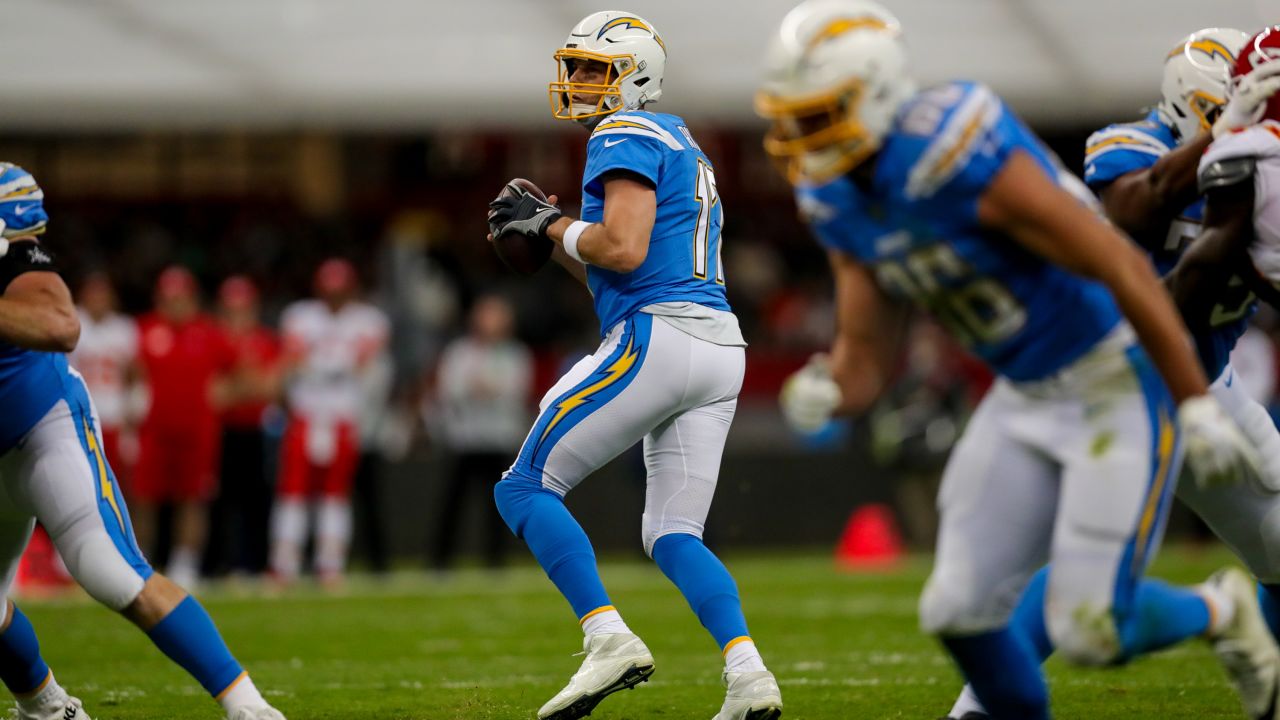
left=756, top=3, right=1272, bottom=719
left=485, top=11, right=783, bottom=720
left=944, top=27, right=1280, bottom=720
left=0, top=164, right=285, bottom=720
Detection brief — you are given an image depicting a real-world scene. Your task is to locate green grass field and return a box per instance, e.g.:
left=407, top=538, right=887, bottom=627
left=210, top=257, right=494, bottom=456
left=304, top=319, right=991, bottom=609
left=15, top=546, right=1256, bottom=719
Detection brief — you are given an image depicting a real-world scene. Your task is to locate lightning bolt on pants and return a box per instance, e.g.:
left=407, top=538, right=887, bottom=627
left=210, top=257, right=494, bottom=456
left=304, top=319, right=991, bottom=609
left=495, top=312, right=745, bottom=626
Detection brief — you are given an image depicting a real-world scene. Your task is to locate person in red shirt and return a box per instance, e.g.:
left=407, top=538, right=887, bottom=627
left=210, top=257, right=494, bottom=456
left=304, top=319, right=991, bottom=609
left=134, top=266, right=235, bottom=589
left=206, top=276, right=280, bottom=577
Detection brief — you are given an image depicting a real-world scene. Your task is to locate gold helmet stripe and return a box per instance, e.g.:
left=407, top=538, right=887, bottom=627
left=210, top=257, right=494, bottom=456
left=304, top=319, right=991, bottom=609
left=807, top=17, right=891, bottom=51
left=1167, top=38, right=1236, bottom=63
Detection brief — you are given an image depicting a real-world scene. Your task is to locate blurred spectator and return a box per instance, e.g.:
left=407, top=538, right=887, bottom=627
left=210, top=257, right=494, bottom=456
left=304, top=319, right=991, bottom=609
left=204, top=276, right=281, bottom=577
left=69, top=271, right=141, bottom=484
left=134, top=266, right=235, bottom=588
left=351, top=351, right=397, bottom=574
left=271, top=258, right=389, bottom=586
left=429, top=295, right=531, bottom=570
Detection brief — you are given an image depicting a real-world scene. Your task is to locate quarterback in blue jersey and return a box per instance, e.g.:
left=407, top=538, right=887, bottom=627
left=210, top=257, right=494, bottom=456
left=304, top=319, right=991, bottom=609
left=485, top=11, right=782, bottom=720
left=944, top=28, right=1280, bottom=720
left=756, top=2, right=1269, bottom=718
left=0, top=165, right=285, bottom=720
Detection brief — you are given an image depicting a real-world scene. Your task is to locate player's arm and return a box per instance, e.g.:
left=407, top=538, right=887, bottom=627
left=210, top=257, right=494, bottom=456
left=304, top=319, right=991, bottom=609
left=1165, top=164, right=1256, bottom=327
left=546, top=173, right=656, bottom=274
left=0, top=243, right=79, bottom=353
left=1098, top=132, right=1213, bottom=248
left=827, top=250, right=907, bottom=413
left=780, top=250, right=907, bottom=431
left=977, top=150, right=1209, bottom=401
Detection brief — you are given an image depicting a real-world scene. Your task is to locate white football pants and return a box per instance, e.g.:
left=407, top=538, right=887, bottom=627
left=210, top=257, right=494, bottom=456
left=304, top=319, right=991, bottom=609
left=919, top=327, right=1182, bottom=665
left=505, top=312, right=744, bottom=555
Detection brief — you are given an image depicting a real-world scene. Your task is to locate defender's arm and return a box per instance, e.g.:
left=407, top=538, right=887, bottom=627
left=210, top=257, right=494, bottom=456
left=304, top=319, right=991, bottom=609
left=1099, top=132, right=1213, bottom=249
left=547, top=174, right=656, bottom=274
left=1165, top=171, right=1256, bottom=327
left=0, top=243, right=79, bottom=353
left=977, top=150, right=1209, bottom=401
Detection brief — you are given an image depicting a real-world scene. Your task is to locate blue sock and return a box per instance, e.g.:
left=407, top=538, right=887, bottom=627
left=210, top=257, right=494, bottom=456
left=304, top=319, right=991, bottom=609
left=1260, top=583, right=1280, bottom=643
left=495, top=478, right=611, bottom=619
left=652, top=533, right=750, bottom=649
left=146, top=596, right=244, bottom=697
left=1114, top=579, right=1211, bottom=658
left=1009, top=567, right=1053, bottom=660
left=942, top=629, right=1048, bottom=720
left=0, top=605, right=49, bottom=695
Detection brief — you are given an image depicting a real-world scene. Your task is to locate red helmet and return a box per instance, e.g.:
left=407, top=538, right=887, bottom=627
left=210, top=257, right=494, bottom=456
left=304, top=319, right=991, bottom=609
left=1233, top=25, right=1280, bottom=123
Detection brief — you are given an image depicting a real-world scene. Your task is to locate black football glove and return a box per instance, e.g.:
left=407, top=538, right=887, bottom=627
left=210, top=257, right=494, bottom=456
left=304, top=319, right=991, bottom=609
left=488, top=191, right=562, bottom=241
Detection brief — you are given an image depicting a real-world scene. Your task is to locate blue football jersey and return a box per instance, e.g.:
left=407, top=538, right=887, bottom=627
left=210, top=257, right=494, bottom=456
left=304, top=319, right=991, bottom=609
left=580, top=111, right=731, bottom=334
left=797, top=81, right=1121, bottom=383
left=1084, top=110, right=1252, bottom=379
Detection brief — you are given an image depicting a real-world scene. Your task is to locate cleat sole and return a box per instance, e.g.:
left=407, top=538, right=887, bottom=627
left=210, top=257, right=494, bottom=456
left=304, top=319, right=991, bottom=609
left=540, top=663, right=655, bottom=720
left=745, top=707, right=783, bottom=720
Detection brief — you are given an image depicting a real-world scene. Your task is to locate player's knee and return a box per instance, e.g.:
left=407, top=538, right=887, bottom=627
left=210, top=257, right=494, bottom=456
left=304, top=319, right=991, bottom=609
left=919, top=572, right=1005, bottom=636
left=54, top=523, right=146, bottom=611
left=494, top=475, right=554, bottom=537
left=1046, top=602, right=1123, bottom=667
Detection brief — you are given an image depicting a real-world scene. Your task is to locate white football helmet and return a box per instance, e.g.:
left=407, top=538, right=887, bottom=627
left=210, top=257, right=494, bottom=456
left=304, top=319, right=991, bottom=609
left=1159, top=28, right=1250, bottom=143
left=549, top=11, right=666, bottom=125
left=755, top=0, right=914, bottom=183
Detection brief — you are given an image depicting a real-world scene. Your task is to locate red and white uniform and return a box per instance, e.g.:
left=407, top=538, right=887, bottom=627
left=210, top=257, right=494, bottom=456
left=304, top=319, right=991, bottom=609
left=134, top=313, right=234, bottom=502
left=68, top=310, right=137, bottom=474
left=1202, top=121, right=1280, bottom=283
left=279, top=300, right=389, bottom=498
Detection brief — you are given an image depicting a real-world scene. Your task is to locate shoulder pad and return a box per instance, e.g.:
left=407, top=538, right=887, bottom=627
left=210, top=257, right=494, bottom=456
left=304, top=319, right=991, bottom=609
left=1198, top=157, right=1256, bottom=194
left=591, top=113, right=685, bottom=151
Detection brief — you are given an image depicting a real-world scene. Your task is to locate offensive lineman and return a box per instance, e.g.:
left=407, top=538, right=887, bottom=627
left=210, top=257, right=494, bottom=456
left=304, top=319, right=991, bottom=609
left=485, top=11, right=782, bottom=720
left=755, top=2, right=1269, bottom=718
left=0, top=164, right=285, bottom=720
left=945, top=27, right=1280, bottom=720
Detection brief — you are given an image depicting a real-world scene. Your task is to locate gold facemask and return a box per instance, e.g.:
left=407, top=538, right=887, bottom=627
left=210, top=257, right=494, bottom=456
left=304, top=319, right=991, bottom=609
left=755, top=78, right=874, bottom=184
left=1186, top=89, right=1226, bottom=132
left=549, top=48, right=637, bottom=121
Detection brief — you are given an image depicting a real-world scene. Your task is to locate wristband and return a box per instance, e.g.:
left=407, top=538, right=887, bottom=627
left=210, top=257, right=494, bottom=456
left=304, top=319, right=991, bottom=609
left=562, top=221, right=592, bottom=264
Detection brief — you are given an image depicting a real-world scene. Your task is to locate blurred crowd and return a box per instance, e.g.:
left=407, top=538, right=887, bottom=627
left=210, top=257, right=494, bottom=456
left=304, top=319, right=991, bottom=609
left=10, top=127, right=1280, bottom=580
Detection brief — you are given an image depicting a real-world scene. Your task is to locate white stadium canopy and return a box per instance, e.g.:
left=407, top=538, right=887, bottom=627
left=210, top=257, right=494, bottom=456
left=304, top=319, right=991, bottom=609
left=0, top=0, right=1272, bottom=130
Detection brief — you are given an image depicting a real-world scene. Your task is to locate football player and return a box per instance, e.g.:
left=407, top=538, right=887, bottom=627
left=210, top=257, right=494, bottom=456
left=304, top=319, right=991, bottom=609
left=0, top=163, right=285, bottom=719
left=945, top=27, right=1280, bottom=720
left=755, top=2, right=1268, bottom=718
left=485, top=11, right=782, bottom=720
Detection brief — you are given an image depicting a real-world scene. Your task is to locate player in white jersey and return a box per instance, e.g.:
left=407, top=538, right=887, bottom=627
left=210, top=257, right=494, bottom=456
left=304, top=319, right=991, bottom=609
left=70, top=272, right=139, bottom=469
left=271, top=258, right=389, bottom=585
left=486, top=10, right=781, bottom=720
left=0, top=164, right=285, bottom=720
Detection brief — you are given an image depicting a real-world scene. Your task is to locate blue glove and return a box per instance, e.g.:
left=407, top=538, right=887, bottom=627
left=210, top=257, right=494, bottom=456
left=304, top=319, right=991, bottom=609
left=0, top=164, right=48, bottom=239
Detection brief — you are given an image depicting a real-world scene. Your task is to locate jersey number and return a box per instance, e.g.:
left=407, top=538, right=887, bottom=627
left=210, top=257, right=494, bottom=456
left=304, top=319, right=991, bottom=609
left=876, top=245, right=1027, bottom=346
left=692, top=159, right=725, bottom=285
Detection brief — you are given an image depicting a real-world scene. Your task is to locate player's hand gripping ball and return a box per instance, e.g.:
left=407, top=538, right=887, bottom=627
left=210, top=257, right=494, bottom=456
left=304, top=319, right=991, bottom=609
left=487, top=178, right=560, bottom=275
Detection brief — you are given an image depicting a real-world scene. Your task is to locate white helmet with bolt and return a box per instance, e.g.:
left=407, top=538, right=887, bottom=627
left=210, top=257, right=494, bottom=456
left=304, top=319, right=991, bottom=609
left=549, top=11, right=666, bottom=125
left=1159, top=28, right=1249, bottom=143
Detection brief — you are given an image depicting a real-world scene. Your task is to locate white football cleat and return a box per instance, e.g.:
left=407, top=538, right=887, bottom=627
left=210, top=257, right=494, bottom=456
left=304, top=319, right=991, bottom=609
left=537, top=633, right=655, bottom=720
left=1207, top=568, right=1280, bottom=720
left=227, top=705, right=286, bottom=720
left=16, top=694, right=90, bottom=720
left=712, top=670, right=783, bottom=720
